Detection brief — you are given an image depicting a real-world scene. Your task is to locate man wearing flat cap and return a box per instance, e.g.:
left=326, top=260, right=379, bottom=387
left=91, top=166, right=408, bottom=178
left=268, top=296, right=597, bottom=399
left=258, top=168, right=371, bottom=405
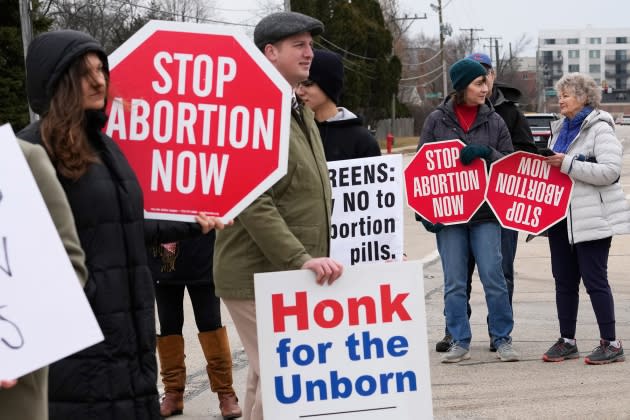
left=214, top=11, right=343, bottom=420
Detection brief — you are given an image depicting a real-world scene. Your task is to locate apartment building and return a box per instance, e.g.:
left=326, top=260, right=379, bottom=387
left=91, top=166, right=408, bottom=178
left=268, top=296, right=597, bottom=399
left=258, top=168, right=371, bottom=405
left=538, top=27, right=630, bottom=112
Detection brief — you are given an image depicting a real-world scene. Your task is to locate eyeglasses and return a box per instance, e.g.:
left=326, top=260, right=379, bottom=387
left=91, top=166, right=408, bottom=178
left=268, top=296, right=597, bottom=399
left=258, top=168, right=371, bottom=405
left=298, top=79, right=316, bottom=87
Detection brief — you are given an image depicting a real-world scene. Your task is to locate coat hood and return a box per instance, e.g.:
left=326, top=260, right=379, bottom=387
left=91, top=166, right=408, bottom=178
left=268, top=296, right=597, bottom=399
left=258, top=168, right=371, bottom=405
left=494, top=82, right=522, bottom=103
left=26, top=30, right=109, bottom=115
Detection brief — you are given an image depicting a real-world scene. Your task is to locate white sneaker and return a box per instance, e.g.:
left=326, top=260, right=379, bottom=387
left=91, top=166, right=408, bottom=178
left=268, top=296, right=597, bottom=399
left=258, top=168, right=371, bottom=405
left=496, top=342, right=520, bottom=362
left=440, top=344, right=471, bottom=363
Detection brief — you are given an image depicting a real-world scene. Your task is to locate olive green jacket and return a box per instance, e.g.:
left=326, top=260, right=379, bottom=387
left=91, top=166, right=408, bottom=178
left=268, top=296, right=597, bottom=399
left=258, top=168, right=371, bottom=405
left=0, top=141, right=87, bottom=420
left=214, top=106, right=331, bottom=299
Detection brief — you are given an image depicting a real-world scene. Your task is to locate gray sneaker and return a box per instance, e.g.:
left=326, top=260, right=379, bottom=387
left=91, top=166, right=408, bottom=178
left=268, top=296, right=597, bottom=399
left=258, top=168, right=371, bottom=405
left=441, top=344, right=471, bottom=363
left=496, top=341, right=520, bottom=362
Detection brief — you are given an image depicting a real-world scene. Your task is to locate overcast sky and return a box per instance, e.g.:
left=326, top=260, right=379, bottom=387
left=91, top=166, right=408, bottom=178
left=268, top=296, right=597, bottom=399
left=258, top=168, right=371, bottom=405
left=213, top=0, right=630, bottom=57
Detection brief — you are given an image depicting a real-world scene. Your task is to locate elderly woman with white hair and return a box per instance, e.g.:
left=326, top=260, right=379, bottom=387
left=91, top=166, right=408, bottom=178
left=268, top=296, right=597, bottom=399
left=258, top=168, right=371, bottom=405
left=543, top=72, right=630, bottom=365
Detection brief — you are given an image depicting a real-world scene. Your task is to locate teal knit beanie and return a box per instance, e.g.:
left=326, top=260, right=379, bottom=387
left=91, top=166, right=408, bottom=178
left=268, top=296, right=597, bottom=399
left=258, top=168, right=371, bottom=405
left=449, top=58, right=487, bottom=91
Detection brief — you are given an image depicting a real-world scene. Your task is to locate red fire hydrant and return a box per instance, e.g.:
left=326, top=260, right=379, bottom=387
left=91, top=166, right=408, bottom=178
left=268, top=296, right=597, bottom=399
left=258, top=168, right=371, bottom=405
left=386, top=133, right=394, bottom=154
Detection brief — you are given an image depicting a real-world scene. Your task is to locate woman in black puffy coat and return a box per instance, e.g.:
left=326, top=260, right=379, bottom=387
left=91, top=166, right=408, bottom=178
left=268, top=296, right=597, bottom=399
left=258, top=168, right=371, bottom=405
left=18, top=29, right=221, bottom=419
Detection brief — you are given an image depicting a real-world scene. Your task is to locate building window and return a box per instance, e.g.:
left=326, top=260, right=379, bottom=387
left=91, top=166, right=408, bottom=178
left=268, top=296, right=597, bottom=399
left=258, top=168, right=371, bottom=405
left=568, top=50, right=579, bottom=58
left=616, top=37, right=627, bottom=44
left=615, top=50, right=627, bottom=59
left=544, top=38, right=556, bottom=45
left=567, top=38, right=579, bottom=44
left=589, top=50, right=600, bottom=58
left=568, top=64, right=579, bottom=72
left=589, top=64, right=601, bottom=73
left=589, top=37, right=601, bottom=44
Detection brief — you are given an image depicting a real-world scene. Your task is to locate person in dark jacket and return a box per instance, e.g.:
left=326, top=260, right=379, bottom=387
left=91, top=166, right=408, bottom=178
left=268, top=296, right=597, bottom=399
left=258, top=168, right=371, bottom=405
left=296, top=49, right=381, bottom=161
left=417, top=58, right=518, bottom=364
left=149, top=233, right=242, bottom=418
left=18, top=29, right=222, bottom=419
left=435, top=52, right=538, bottom=353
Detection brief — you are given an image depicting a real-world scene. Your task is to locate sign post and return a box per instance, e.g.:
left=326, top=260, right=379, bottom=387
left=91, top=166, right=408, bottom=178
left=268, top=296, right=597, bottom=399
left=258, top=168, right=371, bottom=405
left=404, top=139, right=487, bottom=224
left=105, top=20, right=292, bottom=222
left=485, top=151, right=573, bottom=235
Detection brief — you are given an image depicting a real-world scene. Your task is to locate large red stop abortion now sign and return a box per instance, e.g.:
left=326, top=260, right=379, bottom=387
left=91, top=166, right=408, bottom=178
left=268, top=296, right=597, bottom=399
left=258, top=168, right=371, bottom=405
left=104, top=20, right=291, bottom=221
left=486, top=151, right=573, bottom=235
left=404, top=139, right=487, bottom=225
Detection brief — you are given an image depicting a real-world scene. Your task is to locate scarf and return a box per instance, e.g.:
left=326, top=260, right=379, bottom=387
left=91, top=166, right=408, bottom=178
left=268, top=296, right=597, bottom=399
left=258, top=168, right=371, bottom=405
left=553, top=106, right=593, bottom=153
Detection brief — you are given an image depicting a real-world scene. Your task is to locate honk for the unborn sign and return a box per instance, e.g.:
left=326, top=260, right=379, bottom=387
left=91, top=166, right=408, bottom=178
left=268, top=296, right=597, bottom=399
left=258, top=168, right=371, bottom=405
left=254, top=261, right=433, bottom=420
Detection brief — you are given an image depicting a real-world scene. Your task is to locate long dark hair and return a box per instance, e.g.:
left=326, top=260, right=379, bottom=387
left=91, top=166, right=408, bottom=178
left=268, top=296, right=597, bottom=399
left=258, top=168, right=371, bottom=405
left=40, top=54, right=105, bottom=180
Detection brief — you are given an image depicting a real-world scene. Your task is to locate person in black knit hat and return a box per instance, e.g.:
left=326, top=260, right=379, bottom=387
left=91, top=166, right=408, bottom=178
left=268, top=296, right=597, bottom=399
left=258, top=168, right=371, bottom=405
left=297, top=49, right=381, bottom=161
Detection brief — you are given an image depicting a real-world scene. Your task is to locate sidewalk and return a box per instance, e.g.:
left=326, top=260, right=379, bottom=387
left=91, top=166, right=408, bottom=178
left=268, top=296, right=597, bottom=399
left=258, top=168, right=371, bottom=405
left=169, top=145, right=630, bottom=419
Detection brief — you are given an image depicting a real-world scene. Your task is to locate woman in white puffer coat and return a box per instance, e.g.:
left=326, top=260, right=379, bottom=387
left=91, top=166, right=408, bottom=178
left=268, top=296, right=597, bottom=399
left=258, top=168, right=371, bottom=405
left=543, top=72, right=630, bottom=365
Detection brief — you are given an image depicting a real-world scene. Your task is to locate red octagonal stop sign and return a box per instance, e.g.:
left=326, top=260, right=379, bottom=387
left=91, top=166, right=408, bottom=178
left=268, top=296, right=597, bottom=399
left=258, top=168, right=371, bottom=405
left=104, top=20, right=291, bottom=222
left=486, top=151, right=574, bottom=235
left=404, top=139, right=487, bottom=225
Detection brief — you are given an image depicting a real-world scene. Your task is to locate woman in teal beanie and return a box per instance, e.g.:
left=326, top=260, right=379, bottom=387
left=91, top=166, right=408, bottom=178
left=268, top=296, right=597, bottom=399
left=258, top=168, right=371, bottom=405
left=417, top=58, right=518, bottom=363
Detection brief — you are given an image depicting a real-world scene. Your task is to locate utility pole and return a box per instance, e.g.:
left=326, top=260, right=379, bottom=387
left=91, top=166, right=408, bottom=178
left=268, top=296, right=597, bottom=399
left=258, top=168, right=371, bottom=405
left=494, top=38, right=501, bottom=73
left=392, top=13, right=427, bottom=40
left=480, top=36, right=502, bottom=69
left=390, top=13, right=426, bottom=136
left=460, top=27, right=483, bottom=54
left=431, top=0, right=449, bottom=98
left=19, top=0, right=37, bottom=122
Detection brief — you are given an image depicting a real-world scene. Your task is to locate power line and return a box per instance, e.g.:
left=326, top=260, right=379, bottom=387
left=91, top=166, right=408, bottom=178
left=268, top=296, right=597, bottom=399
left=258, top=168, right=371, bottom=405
left=318, top=36, right=377, bottom=61
left=400, top=64, right=443, bottom=81
left=460, top=27, right=483, bottom=54
left=107, top=0, right=254, bottom=26
left=399, top=48, right=443, bottom=67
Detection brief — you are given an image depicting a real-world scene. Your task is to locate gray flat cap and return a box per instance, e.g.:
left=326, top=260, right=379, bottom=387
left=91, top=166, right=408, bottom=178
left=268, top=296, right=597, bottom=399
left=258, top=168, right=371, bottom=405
left=254, top=11, right=324, bottom=50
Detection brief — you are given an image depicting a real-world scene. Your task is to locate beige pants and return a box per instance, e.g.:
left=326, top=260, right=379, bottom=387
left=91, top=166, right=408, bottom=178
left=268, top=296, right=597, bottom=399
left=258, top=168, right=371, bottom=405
left=223, top=298, right=263, bottom=420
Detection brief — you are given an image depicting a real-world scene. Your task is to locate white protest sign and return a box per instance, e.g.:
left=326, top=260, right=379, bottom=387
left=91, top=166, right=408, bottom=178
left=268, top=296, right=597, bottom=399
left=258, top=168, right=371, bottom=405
left=255, top=261, right=433, bottom=420
left=328, top=155, right=404, bottom=266
left=0, top=124, right=103, bottom=379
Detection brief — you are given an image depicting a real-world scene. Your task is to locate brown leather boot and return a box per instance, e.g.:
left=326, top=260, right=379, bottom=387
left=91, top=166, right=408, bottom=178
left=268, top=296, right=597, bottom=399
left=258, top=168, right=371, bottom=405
left=157, top=335, right=186, bottom=417
left=198, top=327, right=243, bottom=419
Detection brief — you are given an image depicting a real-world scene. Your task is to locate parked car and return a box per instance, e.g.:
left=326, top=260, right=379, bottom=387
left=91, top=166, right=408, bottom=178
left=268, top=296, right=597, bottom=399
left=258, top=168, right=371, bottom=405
left=524, top=113, right=559, bottom=150
left=615, top=114, right=630, bottom=125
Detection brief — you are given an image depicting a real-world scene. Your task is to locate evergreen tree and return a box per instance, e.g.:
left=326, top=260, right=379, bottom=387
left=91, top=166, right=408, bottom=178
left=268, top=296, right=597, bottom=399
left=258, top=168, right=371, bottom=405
left=292, top=0, right=402, bottom=125
left=0, top=0, right=50, bottom=130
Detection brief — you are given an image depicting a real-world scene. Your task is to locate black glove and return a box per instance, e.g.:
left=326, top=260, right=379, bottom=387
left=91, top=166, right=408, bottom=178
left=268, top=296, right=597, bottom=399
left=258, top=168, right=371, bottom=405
left=538, top=147, right=555, bottom=157
left=420, top=218, right=444, bottom=234
left=460, top=144, right=491, bottom=165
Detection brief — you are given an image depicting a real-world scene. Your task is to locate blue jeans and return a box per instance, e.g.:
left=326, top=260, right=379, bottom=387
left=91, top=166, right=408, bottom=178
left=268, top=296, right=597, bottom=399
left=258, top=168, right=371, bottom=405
left=436, top=222, right=514, bottom=349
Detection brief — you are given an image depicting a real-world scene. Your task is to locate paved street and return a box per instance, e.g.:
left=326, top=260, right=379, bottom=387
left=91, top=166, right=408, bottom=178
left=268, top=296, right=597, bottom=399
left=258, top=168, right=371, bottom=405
left=164, top=126, right=630, bottom=419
